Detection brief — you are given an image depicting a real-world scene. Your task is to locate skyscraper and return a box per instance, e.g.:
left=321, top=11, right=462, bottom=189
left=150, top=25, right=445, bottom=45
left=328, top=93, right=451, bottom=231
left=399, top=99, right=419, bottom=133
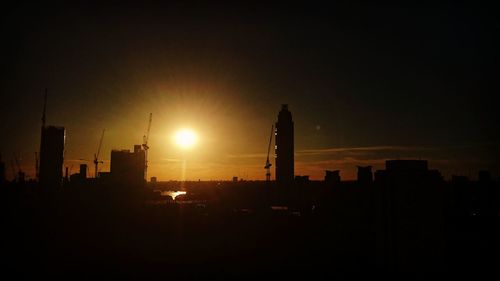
left=275, top=104, right=294, bottom=186
left=39, top=126, right=65, bottom=188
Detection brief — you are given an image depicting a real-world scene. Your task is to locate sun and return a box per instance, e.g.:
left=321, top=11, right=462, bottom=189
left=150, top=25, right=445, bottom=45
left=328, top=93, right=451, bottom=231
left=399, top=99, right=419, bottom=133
left=174, top=129, right=198, bottom=149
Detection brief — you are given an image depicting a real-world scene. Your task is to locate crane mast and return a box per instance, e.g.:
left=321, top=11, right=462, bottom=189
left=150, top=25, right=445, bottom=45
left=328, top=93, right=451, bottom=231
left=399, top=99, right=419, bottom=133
left=142, top=113, right=152, bottom=181
left=265, top=124, right=274, bottom=182
left=93, top=129, right=105, bottom=178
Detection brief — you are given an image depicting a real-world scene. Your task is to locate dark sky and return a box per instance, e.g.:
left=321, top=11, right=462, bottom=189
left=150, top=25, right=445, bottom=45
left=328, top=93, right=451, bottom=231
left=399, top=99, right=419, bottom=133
left=1, top=2, right=499, bottom=180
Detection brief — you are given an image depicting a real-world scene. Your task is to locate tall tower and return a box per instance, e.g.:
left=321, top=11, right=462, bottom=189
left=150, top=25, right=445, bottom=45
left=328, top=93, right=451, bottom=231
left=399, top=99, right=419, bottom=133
left=39, top=126, right=65, bottom=188
left=275, top=104, right=294, bottom=186
left=39, top=90, right=65, bottom=188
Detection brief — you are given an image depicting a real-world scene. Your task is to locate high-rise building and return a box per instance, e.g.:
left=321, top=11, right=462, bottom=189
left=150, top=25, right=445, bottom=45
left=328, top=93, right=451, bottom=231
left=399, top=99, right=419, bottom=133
left=110, top=144, right=145, bottom=186
left=39, top=126, right=65, bottom=188
left=275, top=104, right=294, bottom=186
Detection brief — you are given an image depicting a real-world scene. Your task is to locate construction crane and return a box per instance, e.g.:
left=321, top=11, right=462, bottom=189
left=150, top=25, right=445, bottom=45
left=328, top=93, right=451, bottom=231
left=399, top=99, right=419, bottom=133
left=264, top=124, right=274, bottom=182
left=93, top=129, right=105, bottom=178
left=142, top=113, right=152, bottom=181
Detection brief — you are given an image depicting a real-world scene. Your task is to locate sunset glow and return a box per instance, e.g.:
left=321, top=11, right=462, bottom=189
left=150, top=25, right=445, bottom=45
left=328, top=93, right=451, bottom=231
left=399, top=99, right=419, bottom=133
left=173, top=129, right=198, bottom=149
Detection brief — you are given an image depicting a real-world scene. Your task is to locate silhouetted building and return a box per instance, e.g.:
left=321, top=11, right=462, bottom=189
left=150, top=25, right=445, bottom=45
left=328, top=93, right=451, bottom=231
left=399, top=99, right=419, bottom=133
left=275, top=104, right=294, bottom=186
left=98, top=172, right=111, bottom=182
left=110, top=145, right=145, bottom=186
left=39, top=126, right=65, bottom=188
left=68, top=164, right=88, bottom=184
left=452, top=175, right=469, bottom=183
left=295, top=175, right=309, bottom=184
left=69, top=173, right=81, bottom=183
left=232, top=176, right=238, bottom=183
left=374, top=169, right=385, bottom=182
left=357, top=166, right=373, bottom=184
left=80, top=164, right=87, bottom=179
left=376, top=159, right=444, bottom=272
left=325, top=170, right=340, bottom=184
left=430, top=170, right=444, bottom=182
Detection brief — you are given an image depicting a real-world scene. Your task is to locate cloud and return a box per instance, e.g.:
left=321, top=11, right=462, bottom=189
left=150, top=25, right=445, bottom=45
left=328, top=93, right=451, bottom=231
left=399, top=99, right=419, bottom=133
left=160, top=158, right=184, bottom=162
left=226, top=153, right=267, bottom=159
left=296, top=145, right=434, bottom=156
left=296, top=143, right=497, bottom=156
left=225, top=146, right=434, bottom=160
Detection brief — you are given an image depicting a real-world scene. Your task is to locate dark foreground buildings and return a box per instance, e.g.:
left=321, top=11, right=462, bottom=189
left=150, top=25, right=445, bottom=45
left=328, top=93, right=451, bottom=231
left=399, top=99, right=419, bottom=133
left=39, top=125, right=65, bottom=188
left=357, top=166, right=373, bottom=184
left=1, top=155, right=499, bottom=278
left=325, top=170, right=341, bottom=184
left=2, top=99, right=499, bottom=278
left=375, top=160, right=444, bottom=272
left=110, top=144, right=146, bottom=186
left=275, top=104, right=294, bottom=186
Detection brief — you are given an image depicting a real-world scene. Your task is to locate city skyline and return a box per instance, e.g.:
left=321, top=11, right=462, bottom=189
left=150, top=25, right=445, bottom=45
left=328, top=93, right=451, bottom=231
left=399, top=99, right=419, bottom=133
left=1, top=2, right=498, bottom=181
left=1, top=2, right=499, bottom=278
left=1, top=99, right=497, bottom=182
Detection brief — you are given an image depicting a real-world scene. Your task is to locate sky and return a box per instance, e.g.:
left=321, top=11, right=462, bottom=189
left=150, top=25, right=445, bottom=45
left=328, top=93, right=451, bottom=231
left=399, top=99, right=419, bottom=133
left=1, top=2, right=499, bottom=181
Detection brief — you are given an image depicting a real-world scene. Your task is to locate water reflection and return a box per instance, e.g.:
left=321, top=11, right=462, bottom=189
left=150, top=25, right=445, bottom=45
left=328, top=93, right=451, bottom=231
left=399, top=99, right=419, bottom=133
left=161, top=191, right=187, bottom=200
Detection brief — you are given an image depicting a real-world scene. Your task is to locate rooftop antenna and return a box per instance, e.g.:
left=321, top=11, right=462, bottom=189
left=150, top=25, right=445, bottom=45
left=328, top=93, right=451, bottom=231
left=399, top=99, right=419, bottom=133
left=265, top=124, right=274, bottom=182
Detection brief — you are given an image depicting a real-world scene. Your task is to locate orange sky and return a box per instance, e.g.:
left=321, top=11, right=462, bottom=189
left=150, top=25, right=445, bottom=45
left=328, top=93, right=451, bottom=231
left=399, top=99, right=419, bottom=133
left=5, top=81, right=497, bottom=182
left=2, top=3, right=498, bottom=182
